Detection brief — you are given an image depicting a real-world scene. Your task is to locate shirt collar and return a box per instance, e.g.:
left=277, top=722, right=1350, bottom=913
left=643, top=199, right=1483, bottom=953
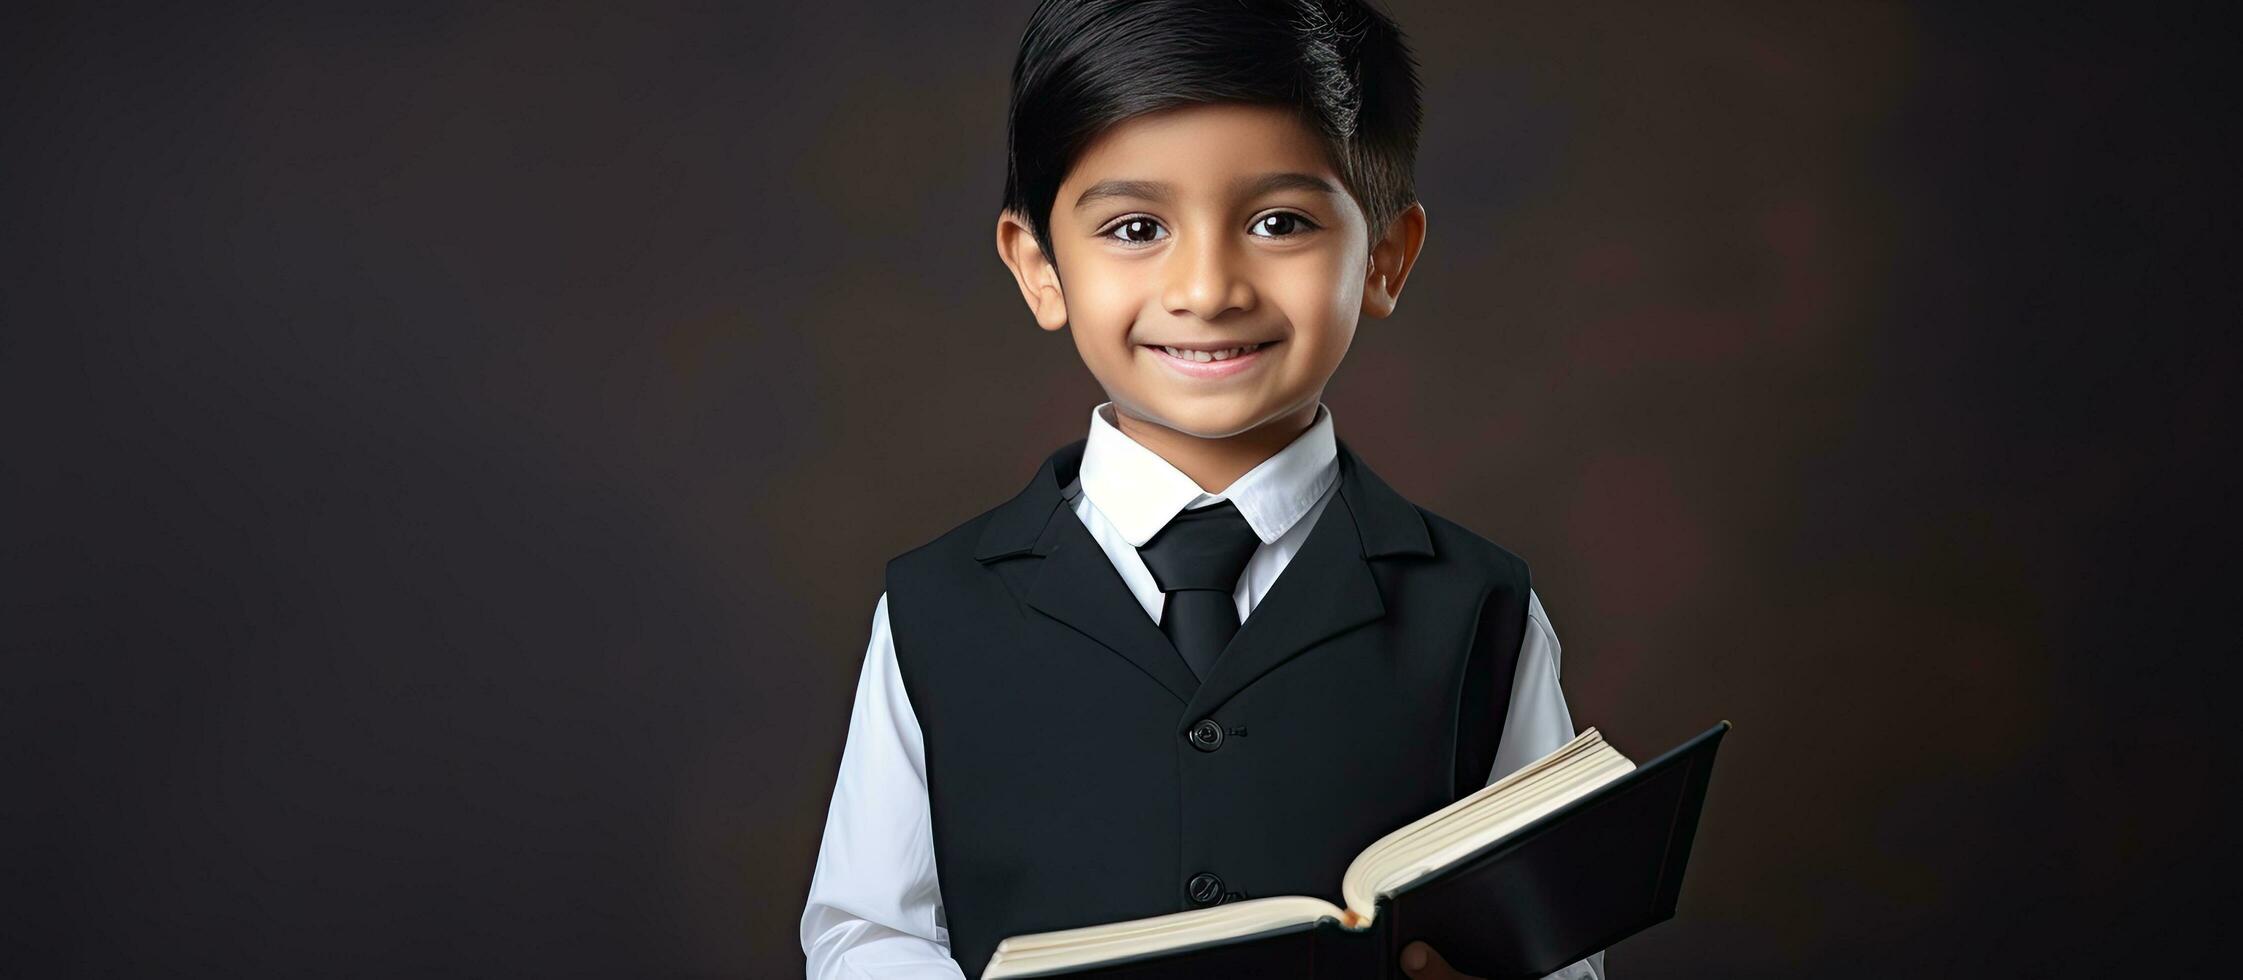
left=1072, top=401, right=1339, bottom=547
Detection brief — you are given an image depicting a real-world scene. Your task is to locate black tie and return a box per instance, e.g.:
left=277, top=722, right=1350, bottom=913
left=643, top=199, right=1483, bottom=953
left=1138, top=500, right=1263, bottom=682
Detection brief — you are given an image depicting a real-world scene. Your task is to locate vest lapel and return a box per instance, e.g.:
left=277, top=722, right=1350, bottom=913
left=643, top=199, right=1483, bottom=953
left=1179, top=438, right=1434, bottom=722
left=973, top=439, right=1202, bottom=705
left=970, top=436, right=1437, bottom=717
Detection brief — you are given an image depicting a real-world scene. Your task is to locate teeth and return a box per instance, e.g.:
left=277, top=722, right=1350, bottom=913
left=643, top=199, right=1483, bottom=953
left=1160, top=342, right=1262, bottom=362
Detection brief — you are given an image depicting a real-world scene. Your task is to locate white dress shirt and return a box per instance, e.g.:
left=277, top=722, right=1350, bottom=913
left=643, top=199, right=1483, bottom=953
left=802, top=402, right=1604, bottom=980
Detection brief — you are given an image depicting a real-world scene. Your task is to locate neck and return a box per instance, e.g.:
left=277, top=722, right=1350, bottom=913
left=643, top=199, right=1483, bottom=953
left=1108, top=401, right=1320, bottom=494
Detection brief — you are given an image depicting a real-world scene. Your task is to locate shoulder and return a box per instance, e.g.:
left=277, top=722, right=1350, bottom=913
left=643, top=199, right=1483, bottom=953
left=1337, top=438, right=1528, bottom=589
left=1399, top=503, right=1544, bottom=671
left=887, top=504, right=1000, bottom=578
left=1406, top=500, right=1532, bottom=589
left=884, top=478, right=1043, bottom=584
left=887, top=442, right=1080, bottom=578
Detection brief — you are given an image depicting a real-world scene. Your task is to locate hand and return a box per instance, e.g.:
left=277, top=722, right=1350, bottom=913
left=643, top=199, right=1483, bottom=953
left=1400, top=940, right=1486, bottom=980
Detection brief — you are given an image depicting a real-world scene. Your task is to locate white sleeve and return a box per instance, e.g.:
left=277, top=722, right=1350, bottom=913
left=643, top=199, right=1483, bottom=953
left=800, top=593, right=968, bottom=979
left=1489, top=589, right=1607, bottom=980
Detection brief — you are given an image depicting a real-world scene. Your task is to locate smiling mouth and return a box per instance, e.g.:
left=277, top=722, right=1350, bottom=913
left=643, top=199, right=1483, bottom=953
left=1142, top=341, right=1277, bottom=362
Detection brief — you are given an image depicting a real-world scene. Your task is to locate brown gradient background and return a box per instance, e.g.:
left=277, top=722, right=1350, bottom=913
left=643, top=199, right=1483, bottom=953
left=4, top=1, right=2235, bottom=977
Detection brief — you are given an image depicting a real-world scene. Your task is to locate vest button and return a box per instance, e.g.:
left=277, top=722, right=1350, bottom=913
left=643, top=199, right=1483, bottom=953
left=1187, top=872, right=1224, bottom=906
left=1187, top=718, right=1224, bottom=752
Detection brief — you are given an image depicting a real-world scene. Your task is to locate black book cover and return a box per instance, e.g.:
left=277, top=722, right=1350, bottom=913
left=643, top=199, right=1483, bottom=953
left=1018, top=722, right=1728, bottom=979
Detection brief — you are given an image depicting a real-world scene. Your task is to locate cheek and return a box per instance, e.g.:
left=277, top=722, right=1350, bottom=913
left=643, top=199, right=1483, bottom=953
left=1264, top=252, right=1361, bottom=340
left=1062, top=258, right=1152, bottom=340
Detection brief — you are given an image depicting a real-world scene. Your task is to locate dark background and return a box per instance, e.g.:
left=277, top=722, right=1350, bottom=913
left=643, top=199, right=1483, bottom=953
left=5, top=1, right=2235, bottom=976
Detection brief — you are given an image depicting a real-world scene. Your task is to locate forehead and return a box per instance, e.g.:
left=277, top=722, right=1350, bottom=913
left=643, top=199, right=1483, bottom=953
left=1060, top=102, right=1341, bottom=199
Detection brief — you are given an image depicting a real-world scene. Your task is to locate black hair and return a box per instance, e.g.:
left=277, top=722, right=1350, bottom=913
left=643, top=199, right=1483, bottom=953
left=1000, top=0, right=1423, bottom=260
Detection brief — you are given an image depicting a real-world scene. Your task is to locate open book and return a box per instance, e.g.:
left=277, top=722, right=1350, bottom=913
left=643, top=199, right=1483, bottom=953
left=982, top=722, right=1729, bottom=980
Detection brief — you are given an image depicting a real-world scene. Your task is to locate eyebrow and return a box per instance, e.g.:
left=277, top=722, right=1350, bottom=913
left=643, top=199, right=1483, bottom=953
left=1072, top=172, right=1343, bottom=212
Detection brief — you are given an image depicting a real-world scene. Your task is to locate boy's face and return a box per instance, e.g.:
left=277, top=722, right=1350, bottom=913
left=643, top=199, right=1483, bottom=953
left=997, top=102, right=1425, bottom=442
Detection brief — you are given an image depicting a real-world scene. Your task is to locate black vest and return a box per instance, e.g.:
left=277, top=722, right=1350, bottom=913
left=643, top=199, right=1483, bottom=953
left=886, top=437, right=1531, bottom=976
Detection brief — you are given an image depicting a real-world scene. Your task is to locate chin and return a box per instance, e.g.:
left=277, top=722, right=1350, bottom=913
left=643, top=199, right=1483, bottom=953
left=1128, top=398, right=1279, bottom=440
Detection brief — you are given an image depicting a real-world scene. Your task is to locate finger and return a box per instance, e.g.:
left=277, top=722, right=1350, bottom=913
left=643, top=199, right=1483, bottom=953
left=1400, top=939, right=1459, bottom=978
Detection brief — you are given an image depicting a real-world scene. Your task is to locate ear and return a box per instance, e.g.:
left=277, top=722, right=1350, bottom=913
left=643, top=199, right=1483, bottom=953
left=995, top=210, right=1069, bottom=332
left=1361, top=202, right=1428, bottom=320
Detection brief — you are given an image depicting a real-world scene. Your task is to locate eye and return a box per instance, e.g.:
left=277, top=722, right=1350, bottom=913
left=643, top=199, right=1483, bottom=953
left=1250, top=211, right=1320, bottom=239
left=1101, top=216, right=1168, bottom=246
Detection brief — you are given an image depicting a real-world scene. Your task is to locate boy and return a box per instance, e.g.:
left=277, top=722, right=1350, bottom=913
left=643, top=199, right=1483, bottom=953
left=802, top=2, right=1603, bottom=978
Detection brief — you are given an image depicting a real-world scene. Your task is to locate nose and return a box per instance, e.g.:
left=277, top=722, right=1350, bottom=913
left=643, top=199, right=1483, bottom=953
left=1160, top=229, right=1255, bottom=322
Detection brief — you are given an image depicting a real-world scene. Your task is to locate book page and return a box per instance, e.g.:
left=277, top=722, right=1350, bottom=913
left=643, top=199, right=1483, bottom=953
left=980, top=729, right=1637, bottom=978
left=982, top=895, right=1345, bottom=979
left=1336, top=728, right=1603, bottom=913
left=1340, top=729, right=1634, bottom=918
